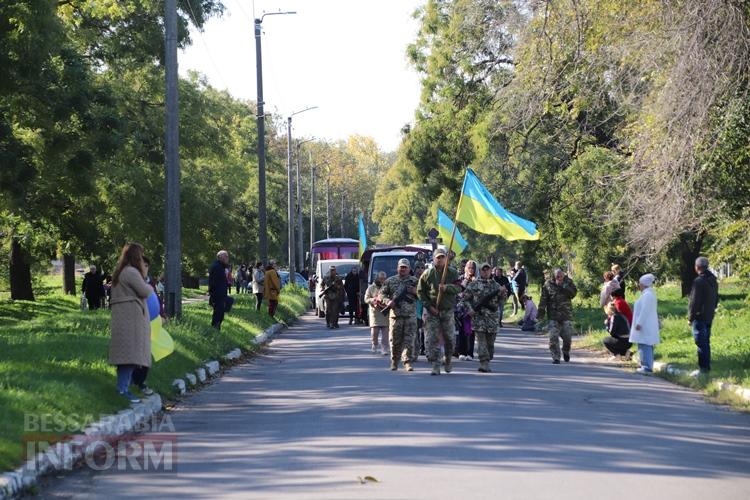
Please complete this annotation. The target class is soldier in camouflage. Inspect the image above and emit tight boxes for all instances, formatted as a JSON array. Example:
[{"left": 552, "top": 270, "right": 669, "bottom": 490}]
[
  {"left": 460, "top": 262, "right": 506, "bottom": 372},
  {"left": 417, "top": 248, "right": 462, "bottom": 375},
  {"left": 379, "top": 258, "right": 419, "bottom": 371},
  {"left": 538, "top": 268, "right": 578, "bottom": 364},
  {"left": 321, "top": 267, "right": 344, "bottom": 329}
]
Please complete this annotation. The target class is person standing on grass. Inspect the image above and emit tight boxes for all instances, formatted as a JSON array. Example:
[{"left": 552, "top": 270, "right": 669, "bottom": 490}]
[
  {"left": 263, "top": 261, "right": 282, "bottom": 318},
  {"left": 130, "top": 256, "right": 163, "bottom": 396},
  {"left": 630, "top": 274, "right": 660, "bottom": 374},
  {"left": 82, "top": 265, "right": 104, "bottom": 310},
  {"left": 252, "top": 261, "right": 265, "bottom": 311},
  {"left": 108, "top": 242, "right": 155, "bottom": 404},
  {"left": 688, "top": 256, "right": 719, "bottom": 376},
  {"left": 514, "top": 261, "right": 528, "bottom": 310},
  {"left": 492, "top": 267, "right": 511, "bottom": 327},
  {"left": 209, "top": 250, "right": 234, "bottom": 330}
]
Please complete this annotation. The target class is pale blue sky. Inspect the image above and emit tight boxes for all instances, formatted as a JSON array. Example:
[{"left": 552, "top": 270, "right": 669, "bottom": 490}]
[{"left": 180, "top": 0, "right": 424, "bottom": 152}]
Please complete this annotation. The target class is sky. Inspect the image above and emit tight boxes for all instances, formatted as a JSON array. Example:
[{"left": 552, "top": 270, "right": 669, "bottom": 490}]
[{"left": 179, "top": 0, "right": 425, "bottom": 152}]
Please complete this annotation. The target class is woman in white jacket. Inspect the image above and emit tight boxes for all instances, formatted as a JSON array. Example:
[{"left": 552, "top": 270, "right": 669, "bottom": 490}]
[{"left": 629, "top": 274, "right": 660, "bottom": 373}]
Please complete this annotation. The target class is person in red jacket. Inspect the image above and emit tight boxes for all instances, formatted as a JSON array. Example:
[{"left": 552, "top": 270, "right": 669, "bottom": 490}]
[{"left": 610, "top": 288, "right": 633, "bottom": 326}]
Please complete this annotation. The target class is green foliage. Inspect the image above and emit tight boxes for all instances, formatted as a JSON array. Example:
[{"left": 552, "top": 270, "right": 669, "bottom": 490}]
[{"left": 0, "top": 287, "right": 307, "bottom": 472}]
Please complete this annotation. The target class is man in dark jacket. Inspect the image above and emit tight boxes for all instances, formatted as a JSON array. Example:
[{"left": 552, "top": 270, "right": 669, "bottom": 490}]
[
  {"left": 344, "top": 267, "right": 360, "bottom": 325},
  {"left": 688, "top": 256, "right": 719, "bottom": 375},
  {"left": 208, "top": 250, "right": 234, "bottom": 330},
  {"left": 514, "top": 261, "right": 528, "bottom": 310},
  {"left": 82, "top": 265, "right": 104, "bottom": 310}
]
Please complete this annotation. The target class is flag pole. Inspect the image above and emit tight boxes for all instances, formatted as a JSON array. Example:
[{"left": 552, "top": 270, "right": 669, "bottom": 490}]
[{"left": 436, "top": 171, "right": 467, "bottom": 307}]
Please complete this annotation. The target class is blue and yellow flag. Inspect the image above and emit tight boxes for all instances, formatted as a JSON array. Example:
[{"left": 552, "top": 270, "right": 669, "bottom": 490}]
[
  {"left": 437, "top": 208, "right": 468, "bottom": 256},
  {"left": 456, "top": 169, "right": 539, "bottom": 240},
  {"left": 358, "top": 213, "right": 367, "bottom": 255}
]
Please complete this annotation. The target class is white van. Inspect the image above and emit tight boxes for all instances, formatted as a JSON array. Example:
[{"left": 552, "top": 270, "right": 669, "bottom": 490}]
[{"left": 314, "top": 259, "right": 359, "bottom": 317}]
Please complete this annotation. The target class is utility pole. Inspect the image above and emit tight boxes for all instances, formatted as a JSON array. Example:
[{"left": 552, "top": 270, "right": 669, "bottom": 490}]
[
  {"left": 164, "top": 0, "right": 181, "bottom": 318},
  {"left": 309, "top": 152, "right": 315, "bottom": 250},
  {"left": 254, "top": 11, "right": 295, "bottom": 265},
  {"left": 285, "top": 108, "right": 316, "bottom": 279},
  {"left": 254, "top": 17, "right": 267, "bottom": 264},
  {"left": 326, "top": 174, "right": 331, "bottom": 239},
  {"left": 286, "top": 116, "right": 295, "bottom": 278},
  {"left": 295, "top": 139, "right": 313, "bottom": 272},
  {"left": 340, "top": 192, "right": 345, "bottom": 237}
]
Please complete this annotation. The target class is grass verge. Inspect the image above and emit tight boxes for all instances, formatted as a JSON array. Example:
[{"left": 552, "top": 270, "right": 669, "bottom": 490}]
[
  {"left": 0, "top": 285, "right": 308, "bottom": 472},
  {"left": 573, "top": 280, "right": 750, "bottom": 407}
]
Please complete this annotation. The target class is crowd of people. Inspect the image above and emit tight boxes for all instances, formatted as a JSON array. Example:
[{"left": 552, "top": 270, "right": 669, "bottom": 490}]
[
  {"left": 314, "top": 252, "right": 720, "bottom": 378},
  {"left": 98, "top": 240, "right": 720, "bottom": 402}
]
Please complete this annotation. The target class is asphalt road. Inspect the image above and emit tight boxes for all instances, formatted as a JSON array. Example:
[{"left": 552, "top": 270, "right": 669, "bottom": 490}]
[{"left": 40, "top": 312, "right": 750, "bottom": 499}]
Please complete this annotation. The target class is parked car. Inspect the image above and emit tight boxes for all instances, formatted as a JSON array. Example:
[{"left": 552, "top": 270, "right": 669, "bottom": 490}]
[{"left": 278, "top": 271, "right": 307, "bottom": 288}]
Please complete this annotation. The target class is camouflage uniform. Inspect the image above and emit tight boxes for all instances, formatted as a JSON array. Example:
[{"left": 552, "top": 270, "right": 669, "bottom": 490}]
[
  {"left": 417, "top": 265, "right": 462, "bottom": 374},
  {"left": 322, "top": 274, "right": 344, "bottom": 328},
  {"left": 460, "top": 277, "right": 506, "bottom": 371},
  {"left": 538, "top": 276, "right": 578, "bottom": 362},
  {"left": 380, "top": 274, "right": 418, "bottom": 369}
]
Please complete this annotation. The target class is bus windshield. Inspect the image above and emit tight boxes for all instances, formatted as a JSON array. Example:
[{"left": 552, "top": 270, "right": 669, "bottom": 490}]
[{"left": 310, "top": 239, "right": 359, "bottom": 270}]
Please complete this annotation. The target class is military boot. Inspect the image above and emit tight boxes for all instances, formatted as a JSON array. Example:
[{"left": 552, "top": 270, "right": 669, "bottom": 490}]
[
  {"left": 478, "top": 361, "right": 491, "bottom": 373},
  {"left": 431, "top": 362, "right": 441, "bottom": 376},
  {"left": 444, "top": 356, "right": 453, "bottom": 373},
  {"left": 390, "top": 361, "right": 398, "bottom": 371},
  {"left": 404, "top": 362, "right": 414, "bottom": 372}
]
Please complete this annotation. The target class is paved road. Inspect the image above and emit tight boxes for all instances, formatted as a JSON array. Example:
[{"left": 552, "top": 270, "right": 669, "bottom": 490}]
[{"left": 41, "top": 312, "right": 750, "bottom": 499}]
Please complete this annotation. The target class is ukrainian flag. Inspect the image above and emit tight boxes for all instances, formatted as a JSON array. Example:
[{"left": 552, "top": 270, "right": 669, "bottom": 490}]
[
  {"left": 437, "top": 209, "right": 468, "bottom": 256},
  {"left": 456, "top": 169, "right": 539, "bottom": 240},
  {"left": 358, "top": 213, "right": 367, "bottom": 255}
]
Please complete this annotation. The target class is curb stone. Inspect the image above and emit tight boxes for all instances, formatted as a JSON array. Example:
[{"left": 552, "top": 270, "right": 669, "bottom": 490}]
[
  {"left": 0, "top": 394, "right": 163, "bottom": 500},
  {"left": 185, "top": 373, "right": 197, "bottom": 386},
  {"left": 649, "top": 362, "right": 750, "bottom": 403},
  {"left": 1, "top": 318, "right": 293, "bottom": 500}
]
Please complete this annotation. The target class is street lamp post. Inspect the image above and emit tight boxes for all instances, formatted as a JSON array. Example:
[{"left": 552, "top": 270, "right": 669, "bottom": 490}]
[
  {"left": 296, "top": 138, "right": 314, "bottom": 273},
  {"left": 254, "top": 10, "right": 295, "bottom": 265},
  {"left": 286, "top": 106, "right": 317, "bottom": 279}
]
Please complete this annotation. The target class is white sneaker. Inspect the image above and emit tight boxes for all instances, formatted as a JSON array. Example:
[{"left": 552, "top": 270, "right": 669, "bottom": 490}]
[
  {"left": 459, "top": 355, "right": 467, "bottom": 361},
  {"left": 381, "top": 348, "right": 389, "bottom": 356},
  {"left": 371, "top": 345, "right": 377, "bottom": 353}
]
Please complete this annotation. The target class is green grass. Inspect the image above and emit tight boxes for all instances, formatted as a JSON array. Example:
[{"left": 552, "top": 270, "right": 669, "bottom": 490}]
[
  {"left": 574, "top": 280, "right": 750, "bottom": 393},
  {"left": 0, "top": 285, "right": 308, "bottom": 472}
]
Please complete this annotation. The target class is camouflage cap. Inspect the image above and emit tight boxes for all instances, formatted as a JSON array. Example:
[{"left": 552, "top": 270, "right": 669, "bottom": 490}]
[
  {"left": 433, "top": 248, "right": 447, "bottom": 257},
  {"left": 397, "top": 258, "right": 411, "bottom": 268},
  {"left": 480, "top": 262, "right": 492, "bottom": 269}
]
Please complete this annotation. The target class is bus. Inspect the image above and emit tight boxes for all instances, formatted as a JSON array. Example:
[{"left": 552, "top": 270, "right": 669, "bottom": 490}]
[{"left": 309, "top": 238, "right": 360, "bottom": 273}]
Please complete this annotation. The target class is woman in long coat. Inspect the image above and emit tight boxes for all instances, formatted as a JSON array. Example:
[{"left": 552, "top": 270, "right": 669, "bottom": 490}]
[
  {"left": 264, "top": 261, "right": 282, "bottom": 317},
  {"left": 109, "top": 242, "right": 155, "bottom": 403},
  {"left": 629, "top": 273, "right": 660, "bottom": 373}
]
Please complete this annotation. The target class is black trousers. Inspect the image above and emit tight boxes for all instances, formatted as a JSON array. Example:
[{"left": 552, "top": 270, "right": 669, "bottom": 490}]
[
  {"left": 255, "top": 292, "right": 263, "bottom": 311},
  {"left": 132, "top": 366, "right": 149, "bottom": 388},
  {"left": 456, "top": 330, "right": 475, "bottom": 357},
  {"left": 211, "top": 295, "right": 234, "bottom": 329},
  {"left": 86, "top": 294, "right": 101, "bottom": 310},
  {"left": 603, "top": 336, "right": 632, "bottom": 356}
]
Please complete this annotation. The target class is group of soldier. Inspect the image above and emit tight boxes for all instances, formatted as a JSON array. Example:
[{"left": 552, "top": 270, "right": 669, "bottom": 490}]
[{"left": 319, "top": 248, "right": 580, "bottom": 375}]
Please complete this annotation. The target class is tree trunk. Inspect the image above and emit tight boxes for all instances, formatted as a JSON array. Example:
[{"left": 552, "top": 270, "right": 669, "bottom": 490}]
[
  {"left": 10, "top": 238, "right": 34, "bottom": 301},
  {"left": 63, "top": 253, "right": 76, "bottom": 295},
  {"left": 679, "top": 232, "right": 703, "bottom": 297}
]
